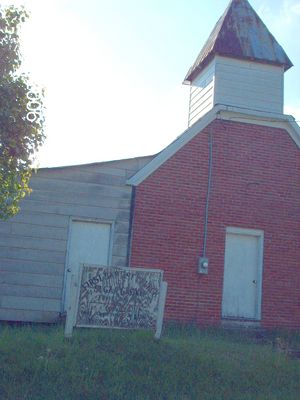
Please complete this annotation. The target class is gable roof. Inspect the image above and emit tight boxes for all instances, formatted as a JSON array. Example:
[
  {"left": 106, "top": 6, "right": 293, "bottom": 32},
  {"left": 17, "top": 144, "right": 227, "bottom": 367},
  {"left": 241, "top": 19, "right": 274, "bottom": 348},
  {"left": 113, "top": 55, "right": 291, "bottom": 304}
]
[
  {"left": 184, "top": 0, "right": 293, "bottom": 83},
  {"left": 127, "top": 105, "right": 300, "bottom": 186}
]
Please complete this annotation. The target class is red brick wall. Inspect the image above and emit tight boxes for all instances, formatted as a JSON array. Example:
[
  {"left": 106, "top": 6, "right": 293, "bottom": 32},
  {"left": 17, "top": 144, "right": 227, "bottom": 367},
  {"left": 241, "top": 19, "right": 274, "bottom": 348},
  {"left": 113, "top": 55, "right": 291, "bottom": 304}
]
[{"left": 130, "top": 119, "right": 300, "bottom": 329}]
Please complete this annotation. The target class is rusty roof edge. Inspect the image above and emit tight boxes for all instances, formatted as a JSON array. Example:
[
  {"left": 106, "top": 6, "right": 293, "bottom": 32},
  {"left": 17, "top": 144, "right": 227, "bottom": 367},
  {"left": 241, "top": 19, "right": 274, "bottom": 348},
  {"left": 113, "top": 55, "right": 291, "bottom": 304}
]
[
  {"left": 183, "top": 4, "right": 229, "bottom": 83},
  {"left": 184, "top": 53, "right": 293, "bottom": 85}
]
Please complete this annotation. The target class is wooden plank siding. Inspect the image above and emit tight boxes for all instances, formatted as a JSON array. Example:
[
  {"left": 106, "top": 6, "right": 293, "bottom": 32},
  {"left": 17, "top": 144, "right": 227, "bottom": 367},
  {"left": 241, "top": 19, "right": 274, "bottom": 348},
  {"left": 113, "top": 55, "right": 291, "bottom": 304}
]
[
  {"left": 0, "top": 155, "right": 153, "bottom": 323},
  {"left": 188, "top": 56, "right": 284, "bottom": 127},
  {"left": 188, "top": 61, "right": 215, "bottom": 126},
  {"left": 214, "top": 56, "right": 284, "bottom": 114}
]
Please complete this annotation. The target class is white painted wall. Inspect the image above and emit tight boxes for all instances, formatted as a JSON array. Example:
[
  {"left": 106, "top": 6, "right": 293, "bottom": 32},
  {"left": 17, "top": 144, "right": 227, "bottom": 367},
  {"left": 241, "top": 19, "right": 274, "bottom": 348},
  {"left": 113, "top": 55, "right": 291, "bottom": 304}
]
[
  {"left": 188, "top": 61, "right": 215, "bottom": 126},
  {"left": 188, "top": 56, "right": 284, "bottom": 126},
  {"left": 214, "top": 56, "right": 284, "bottom": 114}
]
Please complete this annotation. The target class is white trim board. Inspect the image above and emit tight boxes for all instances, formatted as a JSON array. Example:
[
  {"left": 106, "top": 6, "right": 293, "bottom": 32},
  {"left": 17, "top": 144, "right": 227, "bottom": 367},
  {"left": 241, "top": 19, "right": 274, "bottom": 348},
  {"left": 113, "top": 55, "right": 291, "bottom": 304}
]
[
  {"left": 225, "top": 226, "right": 264, "bottom": 237},
  {"left": 127, "top": 105, "right": 300, "bottom": 186}
]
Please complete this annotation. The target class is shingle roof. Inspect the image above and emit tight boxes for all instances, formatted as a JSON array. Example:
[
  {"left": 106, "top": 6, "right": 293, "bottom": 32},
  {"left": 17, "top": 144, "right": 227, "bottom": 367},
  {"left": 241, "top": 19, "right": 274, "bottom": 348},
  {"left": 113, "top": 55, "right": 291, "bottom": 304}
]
[{"left": 184, "top": 0, "right": 293, "bottom": 83}]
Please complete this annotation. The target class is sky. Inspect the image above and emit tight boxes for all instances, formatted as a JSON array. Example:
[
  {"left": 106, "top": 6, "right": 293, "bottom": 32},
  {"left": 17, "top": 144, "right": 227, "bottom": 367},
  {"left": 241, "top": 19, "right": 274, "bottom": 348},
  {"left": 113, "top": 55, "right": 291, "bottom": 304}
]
[{"left": 3, "top": 0, "right": 300, "bottom": 167}]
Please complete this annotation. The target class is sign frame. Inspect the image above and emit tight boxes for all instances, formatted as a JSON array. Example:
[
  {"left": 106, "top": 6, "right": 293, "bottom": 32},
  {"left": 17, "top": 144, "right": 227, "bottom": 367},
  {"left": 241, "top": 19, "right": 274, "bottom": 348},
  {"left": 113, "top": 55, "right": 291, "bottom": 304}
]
[{"left": 65, "top": 264, "right": 167, "bottom": 339}]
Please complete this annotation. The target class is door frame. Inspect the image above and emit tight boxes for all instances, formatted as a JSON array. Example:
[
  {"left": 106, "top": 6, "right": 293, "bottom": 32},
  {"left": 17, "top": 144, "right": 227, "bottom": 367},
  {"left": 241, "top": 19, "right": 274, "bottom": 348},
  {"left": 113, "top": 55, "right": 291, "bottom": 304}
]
[
  {"left": 62, "top": 217, "right": 114, "bottom": 312},
  {"left": 222, "top": 227, "right": 264, "bottom": 321}
]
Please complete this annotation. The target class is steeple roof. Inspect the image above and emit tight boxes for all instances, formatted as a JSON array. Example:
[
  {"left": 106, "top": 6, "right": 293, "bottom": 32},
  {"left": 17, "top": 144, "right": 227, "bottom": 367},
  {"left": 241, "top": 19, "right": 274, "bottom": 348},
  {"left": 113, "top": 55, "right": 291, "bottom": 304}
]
[{"left": 184, "top": 0, "right": 293, "bottom": 83}]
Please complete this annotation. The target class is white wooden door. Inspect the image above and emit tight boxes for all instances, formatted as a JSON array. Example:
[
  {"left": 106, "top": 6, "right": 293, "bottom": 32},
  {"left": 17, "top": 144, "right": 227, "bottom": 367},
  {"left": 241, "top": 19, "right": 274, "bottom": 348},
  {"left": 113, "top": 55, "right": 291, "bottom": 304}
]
[
  {"left": 64, "top": 220, "right": 112, "bottom": 311},
  {"left": 222, "top": 228, "right": 263, "bottom": 320}
]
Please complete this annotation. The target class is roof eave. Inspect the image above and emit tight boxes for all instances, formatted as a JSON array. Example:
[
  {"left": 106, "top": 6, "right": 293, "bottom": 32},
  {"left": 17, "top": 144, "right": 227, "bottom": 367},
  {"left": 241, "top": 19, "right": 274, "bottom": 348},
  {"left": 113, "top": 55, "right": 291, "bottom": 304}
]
[
  {"left": 184, "top": 53, "right": 293, "bottom": 84},
  {"left": 127, "top": 106, "right": 300, "bottom": 186}
]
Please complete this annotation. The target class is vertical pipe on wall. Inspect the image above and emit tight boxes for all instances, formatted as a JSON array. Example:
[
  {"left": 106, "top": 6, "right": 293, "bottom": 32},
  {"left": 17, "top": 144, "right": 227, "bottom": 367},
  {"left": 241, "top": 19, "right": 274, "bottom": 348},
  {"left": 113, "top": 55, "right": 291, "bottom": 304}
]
[{"left": 202, "top": 127, "right": 213, "bottom": 257}]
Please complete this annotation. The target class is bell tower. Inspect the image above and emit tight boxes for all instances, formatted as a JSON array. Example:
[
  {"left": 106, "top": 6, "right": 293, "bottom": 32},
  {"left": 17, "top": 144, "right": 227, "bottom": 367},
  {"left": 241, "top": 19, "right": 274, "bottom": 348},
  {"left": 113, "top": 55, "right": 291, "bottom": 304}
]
[{"left": 184, "top": 0, "right": 293, "bottom": 127}]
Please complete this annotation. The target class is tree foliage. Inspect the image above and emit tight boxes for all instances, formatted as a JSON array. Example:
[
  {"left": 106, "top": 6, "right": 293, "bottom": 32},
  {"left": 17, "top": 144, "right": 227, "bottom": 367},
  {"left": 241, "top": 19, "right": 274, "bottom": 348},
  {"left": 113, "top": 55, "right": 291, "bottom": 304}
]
[{"left": 0, "top": 6, "right": 45, "bottom": 219}]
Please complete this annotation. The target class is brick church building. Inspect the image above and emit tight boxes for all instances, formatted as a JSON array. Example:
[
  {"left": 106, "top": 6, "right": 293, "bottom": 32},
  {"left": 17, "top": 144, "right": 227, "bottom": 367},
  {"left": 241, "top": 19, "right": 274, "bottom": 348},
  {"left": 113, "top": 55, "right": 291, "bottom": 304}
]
[
  {"left": 0, "top": 0, "right": 299, "bottom": 329},
  {"left": 128, "top": 0, "right": 300, "bottom": 329}
]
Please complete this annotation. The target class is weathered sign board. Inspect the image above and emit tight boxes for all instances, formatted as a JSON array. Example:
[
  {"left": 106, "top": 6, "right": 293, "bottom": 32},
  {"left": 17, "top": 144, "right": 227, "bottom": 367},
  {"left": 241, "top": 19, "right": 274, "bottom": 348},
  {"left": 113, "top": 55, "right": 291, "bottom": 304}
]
[{"left": 65, "top": 264, "right": 167, "bottom": 339}]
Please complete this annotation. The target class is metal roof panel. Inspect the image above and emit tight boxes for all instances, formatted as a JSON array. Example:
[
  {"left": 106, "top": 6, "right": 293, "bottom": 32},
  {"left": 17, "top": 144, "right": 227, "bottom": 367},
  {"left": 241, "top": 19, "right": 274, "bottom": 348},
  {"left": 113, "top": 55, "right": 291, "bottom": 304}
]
[{"left": 184, "top": 0, "right": 293, "bottom": 83}]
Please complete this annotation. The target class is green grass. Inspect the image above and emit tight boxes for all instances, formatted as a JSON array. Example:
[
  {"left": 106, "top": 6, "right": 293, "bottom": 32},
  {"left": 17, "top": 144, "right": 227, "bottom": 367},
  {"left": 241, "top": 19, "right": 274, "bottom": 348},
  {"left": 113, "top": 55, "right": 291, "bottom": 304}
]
[{"left": 0, "top": 323, "right": 299, "bottom": 400}]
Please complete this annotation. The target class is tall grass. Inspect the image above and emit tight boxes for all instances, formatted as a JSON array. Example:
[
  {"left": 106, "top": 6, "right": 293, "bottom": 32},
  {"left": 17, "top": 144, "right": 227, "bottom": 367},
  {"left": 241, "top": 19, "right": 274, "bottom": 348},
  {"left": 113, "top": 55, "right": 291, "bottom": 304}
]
[{"left": 0, "top": 323, "right": 299, "bottom": 400}]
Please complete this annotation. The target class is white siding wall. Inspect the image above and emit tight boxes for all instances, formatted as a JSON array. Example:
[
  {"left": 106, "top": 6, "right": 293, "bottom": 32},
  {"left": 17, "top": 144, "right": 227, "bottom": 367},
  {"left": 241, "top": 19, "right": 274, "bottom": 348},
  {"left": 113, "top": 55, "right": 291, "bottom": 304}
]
[
  {"left": 0, "top": 156, "right": 153, "bottom": 323},
  {"left": 214, "top": 56, "right": 284, "bottom": 114},
  {"left": 188, "top": 61, "right": 215, "bottom": 126},
  {"left": 188, "top": 56, "right": 284, "bottom": 126}
]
